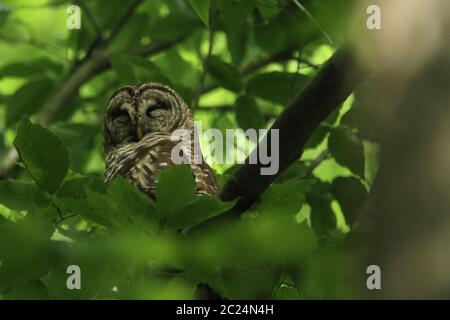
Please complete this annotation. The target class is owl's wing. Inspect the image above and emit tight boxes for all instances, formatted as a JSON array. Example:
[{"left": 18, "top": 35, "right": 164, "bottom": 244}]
[{"left": 105, "top": 136, "right": 219, "bottom": 198}]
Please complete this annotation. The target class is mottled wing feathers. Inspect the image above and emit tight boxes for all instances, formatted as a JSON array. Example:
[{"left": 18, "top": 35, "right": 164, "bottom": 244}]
[{"left": 105, "top": 134, "right": 219, "bottom": 198}]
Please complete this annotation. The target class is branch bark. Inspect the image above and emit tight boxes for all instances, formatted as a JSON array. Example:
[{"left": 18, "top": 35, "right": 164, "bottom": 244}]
[{"left": 198, "top": 46, "right": 368, "bottom": 227}]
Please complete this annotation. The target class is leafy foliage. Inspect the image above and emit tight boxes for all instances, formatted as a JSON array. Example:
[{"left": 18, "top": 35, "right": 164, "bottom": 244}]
[
  {"left": 0, "top": 0, "right": 375, "bottom": 300},
  {"left": 14, "top": 117, "right": 69, "bottom": 194}
]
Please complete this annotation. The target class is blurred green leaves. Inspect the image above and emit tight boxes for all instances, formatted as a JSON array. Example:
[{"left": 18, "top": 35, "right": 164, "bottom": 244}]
[
  {"left": 5, "top": 78, "right": 54, "bottom": 127},
  {"left": 0, "top": 217, "right": 55, "bottom": 294},
  {"left": 155, "top": 165, "right": 196, "bottom": 219}
]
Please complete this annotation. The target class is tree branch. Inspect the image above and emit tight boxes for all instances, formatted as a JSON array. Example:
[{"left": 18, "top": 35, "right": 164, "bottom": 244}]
[
  {"left": 195, "top": 46, "right": 368, "bottom": 229},
  {"left": 76, "top": 0, "right": 143, "bottom": 64}
]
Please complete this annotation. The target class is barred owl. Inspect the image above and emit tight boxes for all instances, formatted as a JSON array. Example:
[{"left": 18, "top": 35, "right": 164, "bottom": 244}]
[{"left": 103, "top": 82, "right": 219, "bottom": 198}]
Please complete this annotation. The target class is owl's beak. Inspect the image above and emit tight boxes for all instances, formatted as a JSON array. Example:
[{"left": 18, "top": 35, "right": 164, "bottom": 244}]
[{"left": 137, "top": 126, "right": 144, "bottom": 140}]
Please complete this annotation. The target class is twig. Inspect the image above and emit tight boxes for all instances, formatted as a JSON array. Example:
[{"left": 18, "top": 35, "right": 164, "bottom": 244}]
[
  {"left": 292, "top": 0, "right": 334, "bottom": 46},
  {"left": 77, "top": 0, "right": 143, "bottom": 64},
  {"left": 304, "top": 150, "right": 330, "bottom": 177},
  {"left": 58, "top": 212, "right": 80, "bottom": 224},
  {"left": 103, "top": 0, "right": 143, "bottom": 48},
  {"left": 191, "top": 10, "right": 218, "bottom": 110},
  {"left": 77, "top": 0, "right": 102, "bottom": 39},
  {"left": 76, "top": 0, "right": 103, "bottom": 59}
]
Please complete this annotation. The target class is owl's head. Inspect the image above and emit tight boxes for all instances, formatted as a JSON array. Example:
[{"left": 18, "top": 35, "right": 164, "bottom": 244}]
[{"left": 103, "top": 82, "right": 192, "bottom": 152}]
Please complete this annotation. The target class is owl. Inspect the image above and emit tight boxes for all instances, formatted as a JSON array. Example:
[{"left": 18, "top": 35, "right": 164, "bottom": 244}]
[{"left": 103, "top": 82, "right": 219, "bottom": 198}]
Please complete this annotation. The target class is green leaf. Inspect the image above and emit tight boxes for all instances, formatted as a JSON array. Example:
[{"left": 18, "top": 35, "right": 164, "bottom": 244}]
[
  {"left": 259, "top": 179, "right": 315, "bottom": 216},
  {"left": 59, "top": 188, "right": 136, "bottom": 232},
  {"left": 207, "top": 56, "right": 242, "bottom": 92},
  {"left": 328, "top": 127, "right": 365, "bottom": 178},
  {"left": 155, "top": 165, "right": 196, "bottom": 218},
  {"left": 56, "top": 176, "right": 95, "bottom": 199},
  {"left": 188, "top": 0, "right": 210, "bottom": 27},
  {"left": 0, "top": 180, "right": 50, "bottom": 211},
  {"left": 5, "top": 78, "right": 54, "bottom": 127},
  {"left": 108, "top": 177, "right": 159, "bottom": 233},
  {"left": 306, "top": 181, "right": 340, "bottom": 244},
  {"left": 226, "top": 31, "right": 248, "bottom": 66},
  {"left": 247, "top": 72, "right": 309, "bottom": 105},
  {"left": 235, "top": 95, "right": 265, "bottom": 130},
  {"left": 331, "top": 177, "right": 368, "bottom": 226},
  {"left": 218, "top": 0, "right": 255, "bottom": 34},
  {"left": 56, "top": 177, "right": 156, "bottom": 233},
  {"left": 14, "top": 117, "right": 69, "bottom": 194},
  {"left": 166, "top": 196, "right": 235, "bottom": 230}
]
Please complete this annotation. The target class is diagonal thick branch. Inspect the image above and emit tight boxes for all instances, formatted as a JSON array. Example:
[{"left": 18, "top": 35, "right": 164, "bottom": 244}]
[{"left": 198, "top": 46, "right": 368, "bottom": 228}]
